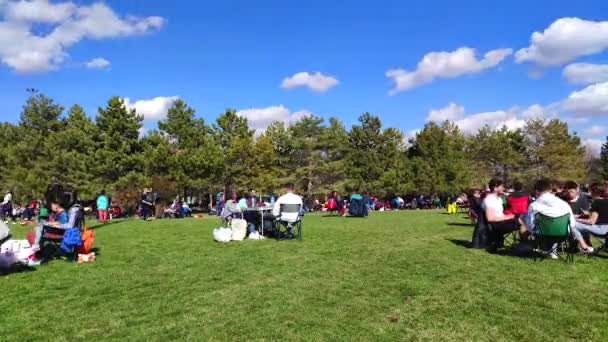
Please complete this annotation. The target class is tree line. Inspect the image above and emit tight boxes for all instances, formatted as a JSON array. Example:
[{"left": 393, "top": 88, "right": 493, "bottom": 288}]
[{"left": 0, "top": 94, "right": 602, "bottom": 204}]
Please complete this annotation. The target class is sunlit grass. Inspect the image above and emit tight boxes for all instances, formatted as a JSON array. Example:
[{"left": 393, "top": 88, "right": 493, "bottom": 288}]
[{"left": 2, "top": 211, "right": 608, "bottom": 341}]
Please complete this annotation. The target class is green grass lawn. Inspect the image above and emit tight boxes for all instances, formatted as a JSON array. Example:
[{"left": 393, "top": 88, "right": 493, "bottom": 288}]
[{"left": 2, "top": 211, "right": 608, "bottom": 341}]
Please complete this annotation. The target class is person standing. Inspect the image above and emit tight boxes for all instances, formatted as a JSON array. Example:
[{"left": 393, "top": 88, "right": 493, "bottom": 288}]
[
  {"left": 141, "top": 188, "right": 154, "bottom": 220},
  {"left": 97, "top": 190, "right": 109, "bottom": 223},
  {"left": 2, "top": 191, "right": 12, "bottom": 224}
]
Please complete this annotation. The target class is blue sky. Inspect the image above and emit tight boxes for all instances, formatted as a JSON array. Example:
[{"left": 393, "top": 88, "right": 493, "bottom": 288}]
[{"left": 1, "top": 0, "right": 608, "bottom": 152}]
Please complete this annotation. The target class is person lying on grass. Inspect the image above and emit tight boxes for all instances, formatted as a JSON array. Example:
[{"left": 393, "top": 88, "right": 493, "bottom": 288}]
[
  {"left": 31, "top": 200, "right": 69, "bottom": 251},
  {"left": 571, "top": 184, "right": 608, "bottom": 253},
  {"left": 525, "top": 179, "right": 593, "bottom": 255},
  {"left": 483, "top": 178, "right": 527, "bottom": 251}
]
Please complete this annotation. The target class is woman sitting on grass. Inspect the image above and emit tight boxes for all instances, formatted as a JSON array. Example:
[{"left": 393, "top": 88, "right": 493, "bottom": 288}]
[{"left": 483, "top": 178, "right": 526, "bottom": 251}]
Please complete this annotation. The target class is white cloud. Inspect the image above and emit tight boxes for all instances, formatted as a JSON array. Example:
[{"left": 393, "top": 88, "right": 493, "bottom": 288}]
[
  {"left": 586, "top": 125, "right": 606, "bottom": 136},
  {"left": 123, "top": 96, "right": 179, "bottom": 121},
  {"left": 0, "top": 1, "right": 165, "bottom": 73},
  {"left": 85, "top": 57, "right": 110, "bottom": 69},
  {"left": 455, "top": 109, "right": 526, "bottom": 135},
  {"left": 236, "top": 105, "right": 312, "bottom": 132},
  {"left": 6, "top": 0, "right": 75, "bottom": 23},
  {"left": 563, "top": 63, "right": 608, "bottom": 84},
  {"left": 583, "top": 138, "right": 603, "bottom": 157},
  {"left": 521, "top": 103, "right": 561, "bottom": 120},
  {"left": 281, "top": 72, "right": 339, "bottom": 92},
  {"left": 562, "top": 82, "right": 608, "bottom": 116},
  {"left": 403, "top": 129, "right": 420, "bottom": 146},
  {"left": 426, "top": 102, "right": 465, "bottom": 122},
  {"left": 386, "top": 47, "right": 512, "bottom": 94},
  {"left": 516, "top": 17, "right": 608, "bottom": 66},
  {"left": 427, "top": 103, "right": 527, "bottom": 134}
]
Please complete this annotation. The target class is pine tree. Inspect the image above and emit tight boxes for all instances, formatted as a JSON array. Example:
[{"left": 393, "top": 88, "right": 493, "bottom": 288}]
[
  {"left": 214, "top": 109, "right": 254, "bottom": 191},
  {"left": 156, "top": 100, "right": 222, "bottom": 193},
  {"left": 524, "top": 119, "right": 586, "bottom": 182},
  {"left": 95, "top": 96, "right": 144, "bottom": 186},
  {"left": 409, "top": 121, "right": 469, "bottom": 193},
  {"left": 47, "top": 104, "right": 100, "bottom": 198},
  {"left": 4, "top": 94, "right": 64, "bottom": 199}
]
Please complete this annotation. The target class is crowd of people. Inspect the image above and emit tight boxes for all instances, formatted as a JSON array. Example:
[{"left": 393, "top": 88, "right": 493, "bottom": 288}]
[
  {"left": 308, "top": 191, "right": 463, "bottom": 214},
  {"left": 470, "top": 178, "right": 608, "bottom": 258},
  {"left": 218, "top": 183, "right": 304, "bottom": 239}
]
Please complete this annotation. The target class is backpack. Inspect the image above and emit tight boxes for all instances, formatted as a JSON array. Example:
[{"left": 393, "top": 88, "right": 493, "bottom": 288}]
[{"left": 77, "top": 225, "right": 95, "bottom": 254}]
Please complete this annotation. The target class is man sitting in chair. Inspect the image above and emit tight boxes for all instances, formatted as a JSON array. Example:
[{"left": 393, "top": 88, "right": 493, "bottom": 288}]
[
  {"left": 31, "top": 200, "right": 69, "bottom": 251},
  {"left": 525, "top": 179, "right": 593, "bottom": 257},
  {"left": 273, "top": 183, "right": 303, "bottom": 239}
]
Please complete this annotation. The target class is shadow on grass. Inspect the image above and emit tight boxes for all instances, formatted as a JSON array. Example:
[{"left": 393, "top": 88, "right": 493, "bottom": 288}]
[
  {"left": 447, "top": 239, "right": 472, "bottom": 248},
  {"left": 447, "top": 238, "right": 540, "bottom": 259},
  {"left": 87, "top": 219, "right": 128, "bottom": 230},
  {"left": 447, "top": 222, "right": 474, "bottom": 228},
  {"left": 0, "top": 263, "right": 36, "bottom": 276}
]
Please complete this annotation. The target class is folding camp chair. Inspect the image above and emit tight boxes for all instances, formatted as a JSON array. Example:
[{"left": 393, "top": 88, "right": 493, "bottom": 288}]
[
  {"left": 533, "top": 213, "right": 573, "bottom": 263},
  {"left": 592, "top": 234, "right": 608, "bottom": 256},
  {"left": 39, "top": 205, "right": 85, "bottom": 262},
  {"left": 482, "top": 212, "right": 520, "bottom": 252},
  {"left": 273, "top": 204, "right": 303, "bottom": 240}
]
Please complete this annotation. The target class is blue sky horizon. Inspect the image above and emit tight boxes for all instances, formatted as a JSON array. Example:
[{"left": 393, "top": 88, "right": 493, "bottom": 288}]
[{"left": 1, "top": 0, "right": 608, "bottom": 153}]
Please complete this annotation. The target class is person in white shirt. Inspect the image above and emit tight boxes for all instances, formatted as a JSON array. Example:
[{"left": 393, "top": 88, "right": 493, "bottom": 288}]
[
  {"left": 483, "top": 178, "right": 525, "bottom": 251},
  {"left": 273, "top": 183, "right": 303, "bottom": 237},
  {"left": 526, "top": 179, "right": 593, "bottom": 255},
  {"left": 2, "top": 191, "right": 12, "bottom": 224}
]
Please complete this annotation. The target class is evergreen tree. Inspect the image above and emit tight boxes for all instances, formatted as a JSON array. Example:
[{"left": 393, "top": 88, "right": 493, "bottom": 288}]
[
  {"left": 4, "top": 94, "right": 64, "bottom": 198},
  {"left": 316, "top": 117, "right": 349, "bottom": 193},
  {"left": 289, "top": 115, "right": 325, "bottom": 197},
  {"left": 214, "top": 109, "right": 254, "bottom": 191},
  {"left": 409, "top": 121, "right": 469, "bottom": 193},
  {"left": 157, "top": 100, "right": 222, "bottom": 193},
  {"left": 467, "top": 126, "right": 525, "bottom": 186},
  {"left": 524, "top": 119, "right": 586, "bottom": 182},
  {"left": 95, "top": 97, "right": 144, "bottom": 186},
  {"left": 47, "top": 104, "right": 100, "bottom": 198}
]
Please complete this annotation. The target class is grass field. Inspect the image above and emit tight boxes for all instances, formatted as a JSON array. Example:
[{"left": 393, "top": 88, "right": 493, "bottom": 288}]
[{"left": 2, "top": 210, "right": 608, "bottom": 341}]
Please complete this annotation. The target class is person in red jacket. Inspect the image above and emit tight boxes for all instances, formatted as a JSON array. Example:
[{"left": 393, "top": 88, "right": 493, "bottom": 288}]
[{"left": 506, "top": 181, "right": 530, "bottom": 216}]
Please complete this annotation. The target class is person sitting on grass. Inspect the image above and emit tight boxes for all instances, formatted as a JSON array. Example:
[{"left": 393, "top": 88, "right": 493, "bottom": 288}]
[
  {"left": 272, "top": 183, "right": 303, "bottom": 239},
  {"left": 571, "top": 184, "right": 608, "bottom": 253},
  {"left": 483, "top": 178, "right": 526, "bottom": 251},
  {"left": 525, "top": 179, "right": 592, "bottom": 257},
  {"left": 31, "top": 200, "right": 69, "bottom": 251}
]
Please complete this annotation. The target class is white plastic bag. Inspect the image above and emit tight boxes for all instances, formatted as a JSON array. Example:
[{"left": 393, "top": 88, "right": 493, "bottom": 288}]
[
  {"left": 213, "top": 228, "right": 232, "bottom": 243},
  {"left": 0, "top": 239, "right": 30, "bottom": 254},
  {"left": 230, "top": 219, "right": 247, "bottom": 241},
  {"left": 248, "top": 231, "right": 263, "bottom": 240},
  {"left": 0, "top": 221, "right": 9, "bottom": 241}
]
